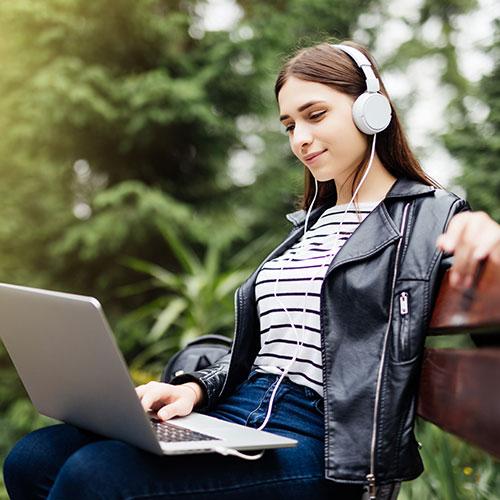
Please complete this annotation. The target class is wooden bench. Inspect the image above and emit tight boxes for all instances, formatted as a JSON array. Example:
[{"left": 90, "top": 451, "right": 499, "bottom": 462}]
[{"left": 418, "top": 257, "right": 500, "bottom": 460}]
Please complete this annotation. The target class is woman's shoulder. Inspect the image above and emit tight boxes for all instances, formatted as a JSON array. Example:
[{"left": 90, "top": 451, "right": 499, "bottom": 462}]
[
  {"left": 409, "top": 186, "right": 471, "bottom": 232},
  {"left": 390, "top": 177, "right": 468, "bottom": 211},
  {"left": 385, "top": 178, "right": 470, "bottom": 229},
  {"left": 424, "top": 186, "right": 469, "bottom": 213}
]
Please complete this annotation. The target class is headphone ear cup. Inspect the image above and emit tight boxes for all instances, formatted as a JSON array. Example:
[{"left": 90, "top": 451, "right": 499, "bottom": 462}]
[{"left": 352, "top": 92, "right": 392, "bottom": 135}]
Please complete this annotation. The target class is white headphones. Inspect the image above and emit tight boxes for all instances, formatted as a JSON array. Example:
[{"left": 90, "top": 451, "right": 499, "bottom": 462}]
[{"left": 331, "top": 44, "right": 392, "bottom": 135}]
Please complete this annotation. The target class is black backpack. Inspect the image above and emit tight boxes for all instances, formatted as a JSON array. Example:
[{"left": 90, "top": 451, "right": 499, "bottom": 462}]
[{"left": 160, "top": 334, "right": 232, "bottom": 383}]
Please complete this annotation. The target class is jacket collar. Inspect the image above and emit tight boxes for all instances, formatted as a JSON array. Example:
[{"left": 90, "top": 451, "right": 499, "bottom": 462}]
[
  {"left": 384, "top": 177, "right": 435, "bottom": 200},
  {"left": 285, "top": 177, "right": 435, "bottom": 227}
]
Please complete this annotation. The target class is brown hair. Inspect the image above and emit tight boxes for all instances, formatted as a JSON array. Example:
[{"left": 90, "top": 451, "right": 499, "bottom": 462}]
[{"left": 274, "top": 40, "right": 439, "bottom": 209}]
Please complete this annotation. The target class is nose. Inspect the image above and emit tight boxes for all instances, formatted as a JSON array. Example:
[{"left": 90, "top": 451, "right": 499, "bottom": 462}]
[{"left": 291, "top": 122, "right": 313, "bottom": 152}]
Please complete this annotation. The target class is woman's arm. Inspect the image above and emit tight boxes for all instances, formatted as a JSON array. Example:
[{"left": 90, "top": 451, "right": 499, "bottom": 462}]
[{"left": 436, "top": 211, "right": 500, "bottom": 288}]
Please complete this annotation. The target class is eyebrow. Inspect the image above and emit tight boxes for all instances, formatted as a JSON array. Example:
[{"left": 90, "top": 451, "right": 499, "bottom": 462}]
[{"left": 279, "top": 100, "right": 327, "bottom": 122}]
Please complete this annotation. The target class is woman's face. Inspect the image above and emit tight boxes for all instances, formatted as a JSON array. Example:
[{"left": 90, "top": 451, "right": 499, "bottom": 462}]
[{"left": 278, "top": 76, "right": 368, "bottom": 184}]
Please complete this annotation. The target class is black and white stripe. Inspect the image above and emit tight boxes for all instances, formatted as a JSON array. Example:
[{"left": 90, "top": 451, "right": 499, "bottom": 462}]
[{"left": 254, "top": 201, "right": 379, "bottom": 395}]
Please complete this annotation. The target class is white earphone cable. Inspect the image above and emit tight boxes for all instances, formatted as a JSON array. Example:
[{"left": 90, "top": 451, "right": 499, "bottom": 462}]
[{"left": 256, "top": 134, "right": 378, "bottom": 432}]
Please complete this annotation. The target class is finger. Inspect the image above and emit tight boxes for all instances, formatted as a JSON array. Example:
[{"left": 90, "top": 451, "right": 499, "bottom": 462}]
[
  {"left": 491, "top": 243, "right": 500, "bottom": 264},
  {"left": 451, "top": 214, "right": 500, "bottom": 287},
  {"left": 135, "top": 385, "right": 147, "bottom": 398},
  {"left": 140, "top": 387, "right": 171, "bottom": 413},
  {"left": 470, "top": 241, "right": 498, "bottom": 264},
  {"left": 458, "top": 233, "right": 500, "bottom": 287},
  {"left": 451, "top": 245, "right": 478, "bottom": 288},
  {"left": 135, "top": 381, "right": 160, "bottom": 403},
  {"left": 157, "top": 401, "right": 185, "bottom": 421},
  {"left": 437, "top": 213, "right": 469, "bottom": 253},
  {"left": 139, "top": 392, "right": 156, "bottom": 412},
  {"left": 471, "top": 231, "right": 500, "bottom": 261},
  {"left": 450, "top": 223, "right": 484, "bottom": 287}
]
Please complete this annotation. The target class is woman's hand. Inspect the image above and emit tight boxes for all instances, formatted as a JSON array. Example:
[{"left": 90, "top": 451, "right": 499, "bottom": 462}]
[
  {"left": 436, "top": 211, "right": 500, "bottom": 288},
  {"left": 135, "top": 381, "right": 203, "bottom": 421}
]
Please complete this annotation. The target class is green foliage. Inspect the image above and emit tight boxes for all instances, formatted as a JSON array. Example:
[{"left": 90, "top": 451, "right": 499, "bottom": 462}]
[
  {"left": 118, "top": 221, "right": 255, "bottom": 373},
  {"left": 400, "top": 420, "right": 500, "bottom": 499},
  {"left": 444, "top": 23, "right": 500, "bottom": 220},
  {"left": 0, "top": 0, "right": 263, "bottom": 296}
]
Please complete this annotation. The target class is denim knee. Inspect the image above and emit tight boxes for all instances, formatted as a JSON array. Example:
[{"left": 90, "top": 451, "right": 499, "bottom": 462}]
[
  {"left": 3, "top": 444, "right": 20, "bottom": 496},
  {"left": 48, "top": 440, "right": 144, "bottom": 500},
  {"left": 48, "top": 449, "right": 103, "bottom": 500},
  {"left": 3, "top": 424, "right": 101, "bottom": 500},
  {"left": 3, "top": 432, "right": 45, "bottom": 500}
]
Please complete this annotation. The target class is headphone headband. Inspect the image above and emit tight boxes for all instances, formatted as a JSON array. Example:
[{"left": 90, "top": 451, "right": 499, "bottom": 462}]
[{"left": 331, "top": 44, "right": 380, "bottom": 93}]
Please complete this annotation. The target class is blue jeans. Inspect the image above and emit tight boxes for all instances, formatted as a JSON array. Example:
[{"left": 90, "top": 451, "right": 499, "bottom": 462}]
[{"left": 3, "top": 371, "right": 364, "bottom": 499}]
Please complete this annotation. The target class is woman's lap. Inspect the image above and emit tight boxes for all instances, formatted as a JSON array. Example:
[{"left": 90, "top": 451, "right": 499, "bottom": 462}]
[{"left": 3, "top": 372, "right": 364, "bottom": 499}]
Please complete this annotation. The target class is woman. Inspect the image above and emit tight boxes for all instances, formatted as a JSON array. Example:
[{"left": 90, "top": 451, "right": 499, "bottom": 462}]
[{"left": 4, "top": 41, "right": 500, "bottom": 500}]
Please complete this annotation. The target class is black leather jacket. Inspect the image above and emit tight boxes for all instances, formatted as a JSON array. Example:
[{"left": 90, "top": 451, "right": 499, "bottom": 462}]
[{"left": 171, "top": 178, "right": 469, "bottom": 491}]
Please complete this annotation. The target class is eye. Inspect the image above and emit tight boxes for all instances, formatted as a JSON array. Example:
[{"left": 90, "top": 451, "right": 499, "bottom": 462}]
[
  {"left": 285, "top": 111, "right": 326, "bottom": 134},
  {"left": 309, "top": 111, "right": 326, "bottom": 120}
]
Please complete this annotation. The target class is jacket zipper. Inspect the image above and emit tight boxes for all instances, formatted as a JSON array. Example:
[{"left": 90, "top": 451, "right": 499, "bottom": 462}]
[
  {"left": 399, "top": 291, "right": 410, "bottom": 360},
  {"left": 367, "top": 202, "right": 411, "bottom": 499},
  {"left": 399, "top": 291, "right": 409, "bottom": 315}
]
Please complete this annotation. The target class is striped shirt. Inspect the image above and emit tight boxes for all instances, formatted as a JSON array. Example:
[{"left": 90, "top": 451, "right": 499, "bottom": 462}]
[{"left": 254, "top": 201, "right": 379, "bottom": 395}]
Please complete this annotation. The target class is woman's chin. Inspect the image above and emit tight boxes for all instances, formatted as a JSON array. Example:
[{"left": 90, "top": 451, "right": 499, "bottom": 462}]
[{"left": 304, "top": 162, "right": 339, "bottom": 183}]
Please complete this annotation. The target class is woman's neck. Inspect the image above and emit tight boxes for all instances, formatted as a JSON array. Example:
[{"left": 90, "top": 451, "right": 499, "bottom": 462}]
[{"left": 335, "top": 156, "right": 397, "bottom": 205}]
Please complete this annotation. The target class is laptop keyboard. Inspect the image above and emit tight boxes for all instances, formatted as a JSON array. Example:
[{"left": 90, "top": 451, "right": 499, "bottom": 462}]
[{"left": 151, "top": 419, "right": 220, "bottom": 443}]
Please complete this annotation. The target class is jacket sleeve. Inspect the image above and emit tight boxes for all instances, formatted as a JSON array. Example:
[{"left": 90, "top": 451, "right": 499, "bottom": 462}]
[{"left": 169, "top": 353, "right": 231, "bottom": 411}]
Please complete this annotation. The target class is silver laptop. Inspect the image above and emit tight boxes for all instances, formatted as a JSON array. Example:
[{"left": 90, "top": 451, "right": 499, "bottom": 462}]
[{"left": 0, "top": 283, "right": 297, "bottom": 455}]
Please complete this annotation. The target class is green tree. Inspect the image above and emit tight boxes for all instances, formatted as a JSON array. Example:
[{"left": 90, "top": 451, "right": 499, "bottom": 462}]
[
  {"left": 0, "top": 0, "right": 263, "bottom": 297},
  {"left": 444, "top": 22, "right": 500, "bottom": 220}
]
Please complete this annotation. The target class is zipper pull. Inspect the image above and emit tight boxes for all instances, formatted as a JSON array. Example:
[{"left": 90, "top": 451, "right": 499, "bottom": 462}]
[
  {"left": 366, "top": 473, "right": 377, "bottom": 500},
  {"left": 399, "top": 292, "right": 409, "bottom": 315}
]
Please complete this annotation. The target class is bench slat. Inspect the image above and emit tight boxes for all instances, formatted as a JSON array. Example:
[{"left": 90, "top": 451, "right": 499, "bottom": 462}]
[
  {"left": 417, "top": 348, "right": 500, "bottom": 459},
  {"left": 429, "top": 259, "right": 500, "bottom": 335}
]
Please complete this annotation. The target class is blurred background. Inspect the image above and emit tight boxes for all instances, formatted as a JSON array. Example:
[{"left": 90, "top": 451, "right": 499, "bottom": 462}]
[{"left": 0, "top": 0, "right": 498, "bottom": 498}]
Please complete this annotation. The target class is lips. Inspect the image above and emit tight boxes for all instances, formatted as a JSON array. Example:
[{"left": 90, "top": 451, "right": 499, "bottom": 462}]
[{"left": 304, "top": 149, "right": 327, "bottom": 163}]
